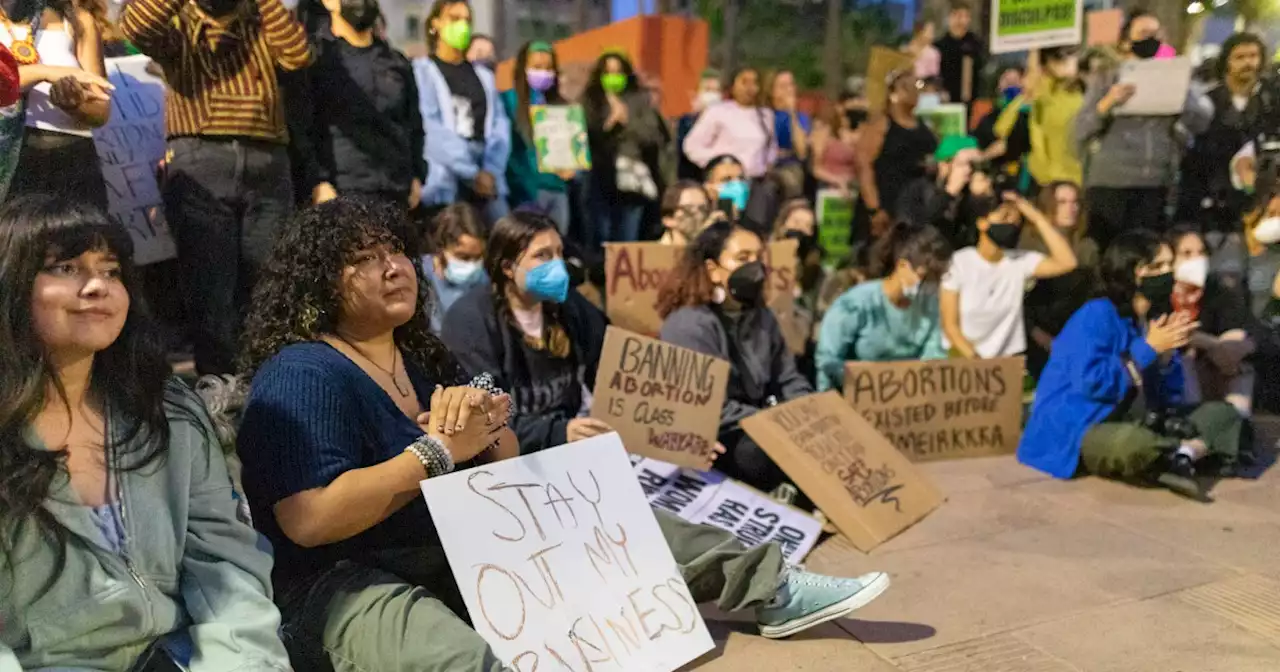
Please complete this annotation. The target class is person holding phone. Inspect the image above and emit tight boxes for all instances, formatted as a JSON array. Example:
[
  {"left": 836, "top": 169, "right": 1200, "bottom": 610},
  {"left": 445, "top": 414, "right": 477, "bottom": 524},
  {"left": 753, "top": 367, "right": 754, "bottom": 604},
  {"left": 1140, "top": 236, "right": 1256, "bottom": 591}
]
[{"left": 1019, "top": 230, "right": 1248, "bottom": 500}]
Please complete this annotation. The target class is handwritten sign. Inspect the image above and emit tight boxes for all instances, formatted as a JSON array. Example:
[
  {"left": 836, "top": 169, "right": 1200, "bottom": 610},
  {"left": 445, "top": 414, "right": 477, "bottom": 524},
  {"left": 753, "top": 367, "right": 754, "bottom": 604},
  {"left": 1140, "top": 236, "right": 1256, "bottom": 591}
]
[
  {"left": 843, "top": 357, "right": 1025, "bottom": 462},
  {"left": 592, "top": 327, "right": 729, "bottom": 469},
  {"left": 991, "top": 0, "right": 1083, "bottom": 54},
  {"left": 93, "top": 55, "right": 176, "bottom": 266},
  {"left": 421, "top": 434, "right": 715, "bottom": 671},
  {"left": 631, "top": 456, "right": 823, "bottom": 563},
  {"left": 741, "top": 392, "right": 943, "bottom": 553},
  {"left": 531, "top": 104, "right": 591, "bottom": 173},
  {"left": 605, "top": 240, "right": 799, "bottom": 338}
]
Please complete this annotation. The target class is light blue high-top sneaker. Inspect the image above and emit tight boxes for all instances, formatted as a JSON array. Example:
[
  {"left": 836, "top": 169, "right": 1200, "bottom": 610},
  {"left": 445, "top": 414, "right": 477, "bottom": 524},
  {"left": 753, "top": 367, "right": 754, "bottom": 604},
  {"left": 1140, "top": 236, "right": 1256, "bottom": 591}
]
[{"left": 757, "top": 565, "right": 890, "bottom": 639}]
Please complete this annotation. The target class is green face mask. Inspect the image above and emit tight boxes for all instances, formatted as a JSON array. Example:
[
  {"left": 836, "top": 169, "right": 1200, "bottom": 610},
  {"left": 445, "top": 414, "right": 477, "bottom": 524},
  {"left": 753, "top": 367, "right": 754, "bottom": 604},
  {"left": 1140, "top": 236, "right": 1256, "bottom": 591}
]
[
  {"left": 440, "top": 20, "right": 471, "bottom": 52},
  {"left": 601, "top": 72, "right": 627, "bottom": 94}
]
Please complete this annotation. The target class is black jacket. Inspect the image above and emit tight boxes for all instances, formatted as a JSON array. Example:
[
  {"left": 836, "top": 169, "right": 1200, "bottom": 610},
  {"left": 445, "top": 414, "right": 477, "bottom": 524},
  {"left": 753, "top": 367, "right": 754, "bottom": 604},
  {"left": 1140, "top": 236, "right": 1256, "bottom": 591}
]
[
  {"left": 441, "top": 286, "right": 608, "bottom": 453},
  {"left": 659, "top": 304, "right": 812, "bottom": 438}
]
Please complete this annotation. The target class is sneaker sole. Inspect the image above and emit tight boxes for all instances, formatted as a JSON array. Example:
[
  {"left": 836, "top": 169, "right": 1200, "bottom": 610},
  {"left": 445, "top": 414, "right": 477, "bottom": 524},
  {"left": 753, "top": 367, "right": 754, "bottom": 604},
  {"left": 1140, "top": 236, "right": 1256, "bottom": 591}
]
[{"left": 758, "top": 572, "right": 891, "bottom": 640}]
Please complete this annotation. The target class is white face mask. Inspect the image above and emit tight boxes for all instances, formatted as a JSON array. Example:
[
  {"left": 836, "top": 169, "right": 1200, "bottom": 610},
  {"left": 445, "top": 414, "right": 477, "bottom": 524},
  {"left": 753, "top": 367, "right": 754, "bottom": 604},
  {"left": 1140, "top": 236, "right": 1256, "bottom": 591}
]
[
  {"left": 697, "top": 91, "right": 722, "bottom": 109},
  {"left": 915, "top": 93, "right": 941, "bottom": 112},
  {"left": 1256, "top": 216, "right": 1280, "bottom": 245},
  {"left": 1175, "top": 256, "right": 1209, "bottom": 288}
]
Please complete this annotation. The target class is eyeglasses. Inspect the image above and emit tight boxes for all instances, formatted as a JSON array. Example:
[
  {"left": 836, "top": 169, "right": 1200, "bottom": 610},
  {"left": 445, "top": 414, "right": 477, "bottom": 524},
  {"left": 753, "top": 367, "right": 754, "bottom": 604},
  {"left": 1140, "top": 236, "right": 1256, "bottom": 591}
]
[{"left": 678, "top": 204, "right": 710, "bottom": 218}]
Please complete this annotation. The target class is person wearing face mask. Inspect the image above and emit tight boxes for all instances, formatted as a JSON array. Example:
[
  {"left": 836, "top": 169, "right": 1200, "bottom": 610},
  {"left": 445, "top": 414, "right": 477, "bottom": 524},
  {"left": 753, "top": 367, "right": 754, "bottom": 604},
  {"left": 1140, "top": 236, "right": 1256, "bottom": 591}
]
[
  {"left": 857, "top": 70, "right": 939, "bottom": 239},
  {"left": 676, "top": 68, "right": 722, "bottom": 181},
  {"left": 658, "top": 179, "right": 716, "bottom": 246},
  {"left": 302, "top": 0, "right": 425, "bottom": 208},
  {"left": 657, "top": 220, "right": 813, "bottom": 493},
  {"left": 582, "top": 50, "right": 671, "bottom": 247},
  {"left": 815, "top": 222, "right": 953, "bottom": 391},
  {"left": 422, "top": 203, "right": 488, "bottom": 333},
  {"left": 122, "top": 0, "right": 310, "bottom": 376},
  {"left": 940, "top": 192, "right": 1078, "bottom": 360},
  {"left": 1075, "top": 9, "right": 1212, "bottom": 249},
  {"left": 414, "top": 0, "right": 511, "bottom": 224},
  {"left": 683, "top": 66, "right": 779, "bottom": 180},
  {"left": 502, "top": 40, "right": 575, "bottom": 233},
  {"left": 973, "top": 65, "right": 1031, "bottom": 174},
  {"left": 703, "top": 153, "right": 750, "bottom": 213},
  {"left": 1020, "top": 230, "right": 1248, "bottom": 500},
  {"left": 896, "top": 136, "right": 981, "bottom": 245},
  {"left": 995, "top": 47, "right": 1084, "bottom": 193}
]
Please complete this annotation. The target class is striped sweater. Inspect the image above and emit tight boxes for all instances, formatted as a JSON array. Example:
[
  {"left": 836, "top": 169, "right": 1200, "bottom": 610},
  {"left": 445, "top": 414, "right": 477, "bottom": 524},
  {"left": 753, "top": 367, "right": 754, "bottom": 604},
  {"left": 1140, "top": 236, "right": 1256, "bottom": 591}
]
[{"left": 121, "top": 0, "right": 310, "bottom": 143}]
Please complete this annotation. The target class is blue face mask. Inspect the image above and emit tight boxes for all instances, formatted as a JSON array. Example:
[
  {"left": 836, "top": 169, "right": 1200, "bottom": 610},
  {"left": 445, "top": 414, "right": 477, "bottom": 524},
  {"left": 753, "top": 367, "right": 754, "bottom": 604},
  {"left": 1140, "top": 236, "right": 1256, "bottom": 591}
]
[
  {"left": 717, "top": 179, "right": 750, "bottom": 212},
  {"left": 999, "top": 86, "right": 1022, "bottom": 107},
  {"left": 521, "top": 258, "right": 570, "bottom": 304},
  {"left": 443, "top": 256, "right": 484, "bottom": 286}
]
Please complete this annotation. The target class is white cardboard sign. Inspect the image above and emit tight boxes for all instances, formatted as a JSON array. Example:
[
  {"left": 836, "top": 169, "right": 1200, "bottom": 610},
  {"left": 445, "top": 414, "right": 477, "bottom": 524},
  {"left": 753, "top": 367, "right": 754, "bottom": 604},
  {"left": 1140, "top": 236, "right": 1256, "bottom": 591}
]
[{"left": 421, "top": 434, "right": 714, "bottom": 672}]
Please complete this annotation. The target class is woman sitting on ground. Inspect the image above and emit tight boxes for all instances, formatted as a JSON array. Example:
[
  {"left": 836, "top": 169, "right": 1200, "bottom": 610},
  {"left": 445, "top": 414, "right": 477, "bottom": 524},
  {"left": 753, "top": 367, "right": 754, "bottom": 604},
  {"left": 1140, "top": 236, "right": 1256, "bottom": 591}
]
[
  {"left": 656, "top": 219, "right": 813, "bottom": 493},
  {"left": 657, "top": 179, "right": 715, "bottom": 246},
  {"left": 422, "top": 203, "right": 489, "bottom": 333},
  {"left": 815, "top": 222, "right": 953, "bottom": 391},
  {"left": 0, "top": 196, "right": 288, "bottom": 670},
  {"left": 1019, "top": 230, "right": 1247, "bottom": 499}
]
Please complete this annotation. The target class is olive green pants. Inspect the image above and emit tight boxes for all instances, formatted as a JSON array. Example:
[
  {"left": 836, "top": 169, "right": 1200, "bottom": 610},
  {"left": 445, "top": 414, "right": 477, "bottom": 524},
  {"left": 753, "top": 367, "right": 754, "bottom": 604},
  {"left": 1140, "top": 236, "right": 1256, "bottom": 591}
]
[
  {"left": 1079, "top": 401, "right": 1244, "bottom": 480},
  {"left": 281, "top": 511, "right": 784, "bottom": 672}
]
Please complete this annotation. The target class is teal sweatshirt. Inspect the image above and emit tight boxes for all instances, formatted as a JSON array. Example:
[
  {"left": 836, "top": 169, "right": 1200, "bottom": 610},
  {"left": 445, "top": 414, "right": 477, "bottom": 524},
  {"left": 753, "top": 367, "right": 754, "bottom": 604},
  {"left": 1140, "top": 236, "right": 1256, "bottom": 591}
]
[
  {"left": 501, "top": 89, "right": 568, "bottom": 207},
  {"left": 815, "top": 280, "right": 948, "bottom": 391}
]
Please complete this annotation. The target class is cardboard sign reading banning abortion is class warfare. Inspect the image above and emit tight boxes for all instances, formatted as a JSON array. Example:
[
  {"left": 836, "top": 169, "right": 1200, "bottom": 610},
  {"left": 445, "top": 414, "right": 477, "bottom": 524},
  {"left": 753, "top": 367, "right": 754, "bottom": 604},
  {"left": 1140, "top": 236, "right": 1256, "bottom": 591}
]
[
  {"left": 742, "top": 392, "right": 943, "bottom": 552},
  {"left": 844, "top": 357, "right": 1024, "bottom": 462},
  {"left": 592, "top": 327, "right": 729, "bottom": 469},
  {"left": 421, "top": 435, "right": 714, "bottom": 671}
]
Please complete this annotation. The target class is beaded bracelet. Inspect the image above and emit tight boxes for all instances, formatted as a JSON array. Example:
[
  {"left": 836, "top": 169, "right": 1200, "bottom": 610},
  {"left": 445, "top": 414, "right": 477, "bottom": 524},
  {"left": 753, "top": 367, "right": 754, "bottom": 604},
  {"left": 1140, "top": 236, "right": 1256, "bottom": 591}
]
[
  {"left": 405, "top": 434, "right": 454, "bottom": 478},
  {"left": 469, "top": 372, "right": 510, "bottom": 428}
]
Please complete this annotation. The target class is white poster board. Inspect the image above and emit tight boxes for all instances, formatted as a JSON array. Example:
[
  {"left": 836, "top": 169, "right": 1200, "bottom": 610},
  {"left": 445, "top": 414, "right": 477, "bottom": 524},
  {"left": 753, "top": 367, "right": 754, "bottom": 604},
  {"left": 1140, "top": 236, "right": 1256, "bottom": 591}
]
[
  {"left": 93, "top": 55, "right": 177, "bottom": 265},
  {"left": 421, "top": 434, "right": 715, "bottom": 671},
  {"left": 632, "top": 456, "right": 824, "bottom": 563},
  {"left": 990, "top": 0, "right": 1084, "bottom": 54},
  {"left": 1115, "top": 57, "right": 1194, "bottom": 116}
]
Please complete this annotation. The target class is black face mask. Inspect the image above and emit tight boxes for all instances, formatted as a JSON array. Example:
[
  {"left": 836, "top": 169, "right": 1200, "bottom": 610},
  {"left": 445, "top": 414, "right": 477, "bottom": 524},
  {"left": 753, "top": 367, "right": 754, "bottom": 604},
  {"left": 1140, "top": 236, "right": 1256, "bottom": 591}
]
[
  {"left": 196, "top": 0, "right": 241, "bottom": 17},
  {"left": 986, "top": 222, "right": 1021, "bottom": 249},
  {"left": 1139, "top": 272, "right": 1175, "bottom": 317},
  {"left": 727, "top": 261, "right": 766, "bottom": 306},
  {"left": 1131, "top": 37, "right": 1161, "bottom": 59},
  {"left": 783, "top": 229, "right": 817, "bottom": 260},
  {"left": 340, "top": 0, "right": 379, "bottom": 31}
]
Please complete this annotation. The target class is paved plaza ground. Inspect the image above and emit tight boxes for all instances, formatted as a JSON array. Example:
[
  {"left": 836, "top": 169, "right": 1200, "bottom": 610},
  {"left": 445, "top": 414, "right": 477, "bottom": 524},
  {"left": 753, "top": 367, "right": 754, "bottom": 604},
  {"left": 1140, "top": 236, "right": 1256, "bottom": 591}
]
[{"left": 684, "top": 417, "right": 1280, "bottom": 672}]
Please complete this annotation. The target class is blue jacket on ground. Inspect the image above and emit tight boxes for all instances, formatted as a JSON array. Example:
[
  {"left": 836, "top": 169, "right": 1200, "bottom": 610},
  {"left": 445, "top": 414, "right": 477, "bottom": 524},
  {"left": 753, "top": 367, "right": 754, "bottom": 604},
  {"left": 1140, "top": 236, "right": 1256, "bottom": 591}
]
[
  {"left": 1018, "top": 298, "right": 1184, "bottom": 479},
  {"left": 413, "top": 57, "right": 511, "bottom": 206}
]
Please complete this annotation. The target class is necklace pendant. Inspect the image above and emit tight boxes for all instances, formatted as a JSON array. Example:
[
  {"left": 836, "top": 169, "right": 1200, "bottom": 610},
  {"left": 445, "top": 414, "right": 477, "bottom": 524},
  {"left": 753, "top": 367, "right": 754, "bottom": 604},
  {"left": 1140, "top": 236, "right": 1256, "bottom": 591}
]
[{"left": 393, "top": 377, "right": 412, "bottom": 398}]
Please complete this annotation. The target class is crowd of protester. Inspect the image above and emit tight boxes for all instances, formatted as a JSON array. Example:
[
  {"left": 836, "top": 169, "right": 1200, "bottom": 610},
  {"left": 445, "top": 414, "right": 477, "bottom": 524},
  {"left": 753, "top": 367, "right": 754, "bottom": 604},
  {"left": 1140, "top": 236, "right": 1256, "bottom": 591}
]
[{"left": 4, "top": 0, "right": 1280, "bottom": 667}]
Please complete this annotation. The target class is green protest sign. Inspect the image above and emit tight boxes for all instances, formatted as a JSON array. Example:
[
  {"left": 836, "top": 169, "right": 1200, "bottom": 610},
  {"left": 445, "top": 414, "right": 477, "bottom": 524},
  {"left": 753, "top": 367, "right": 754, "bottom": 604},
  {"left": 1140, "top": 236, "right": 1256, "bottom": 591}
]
[
  {"left": 990, "top": 0, "right": 1082, "bottom": 54},
  {"left": 918, "top": 104, "right": 968, "bottom": 140},
  {"left": 816, "top": 189, "right": 853, "bottom": 265},
  {"left": 531, "top": 104, "right": 592, "bottom": 173}
]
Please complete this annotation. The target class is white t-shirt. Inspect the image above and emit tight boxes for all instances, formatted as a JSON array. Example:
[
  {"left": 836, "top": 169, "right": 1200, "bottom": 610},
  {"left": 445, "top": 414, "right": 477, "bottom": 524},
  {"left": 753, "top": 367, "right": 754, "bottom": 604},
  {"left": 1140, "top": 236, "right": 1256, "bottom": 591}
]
[
  {"left": 0, "top": 23, "right": 93, "bottom": 137},
  {"left": 941, "top": 246, "right": 1045, "bottom": 358}
]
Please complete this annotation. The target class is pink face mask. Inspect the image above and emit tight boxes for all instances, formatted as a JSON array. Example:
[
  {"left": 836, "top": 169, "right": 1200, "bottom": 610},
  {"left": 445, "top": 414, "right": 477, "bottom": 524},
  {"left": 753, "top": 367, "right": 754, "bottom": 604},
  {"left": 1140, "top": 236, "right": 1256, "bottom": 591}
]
[{"left": 1155, "top": 43, "right": 1177, "bottom": 60}]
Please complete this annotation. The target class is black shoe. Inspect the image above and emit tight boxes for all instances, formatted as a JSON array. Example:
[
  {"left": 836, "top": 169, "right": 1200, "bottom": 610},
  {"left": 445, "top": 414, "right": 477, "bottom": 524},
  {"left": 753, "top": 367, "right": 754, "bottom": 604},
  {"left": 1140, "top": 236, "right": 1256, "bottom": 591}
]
[{"left": 1170, "top": 454, "right": 1196, "bottom": 480}]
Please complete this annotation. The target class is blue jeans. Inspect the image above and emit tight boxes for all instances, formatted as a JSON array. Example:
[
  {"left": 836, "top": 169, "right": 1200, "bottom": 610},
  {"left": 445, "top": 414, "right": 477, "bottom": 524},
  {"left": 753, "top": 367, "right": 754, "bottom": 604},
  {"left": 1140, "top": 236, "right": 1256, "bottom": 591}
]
[
  {"left": 592, "top": 198, "right": 645, "bottom": 246},
  {"left": 535, "top": 189, "right": 571, "bottom": 235}
]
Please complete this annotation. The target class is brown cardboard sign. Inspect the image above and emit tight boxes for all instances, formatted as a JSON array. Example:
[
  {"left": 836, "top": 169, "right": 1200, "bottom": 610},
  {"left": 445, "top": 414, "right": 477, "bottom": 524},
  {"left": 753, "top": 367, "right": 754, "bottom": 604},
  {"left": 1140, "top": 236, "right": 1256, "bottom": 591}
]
[
  {"left": 866, "top": 46, "right": 917, "bottom": 115},
  {"left": 592, "top": 326, "right": 730, "bottom": 469},
  {"left": 843, "top": 357, "right": 1025, "bottom": 462},
  {"left": 741, "top": 392, "right": 943, "bottom": 553},
  {"left": 605, "top": 242, "right": 681, "bottom": 337}
]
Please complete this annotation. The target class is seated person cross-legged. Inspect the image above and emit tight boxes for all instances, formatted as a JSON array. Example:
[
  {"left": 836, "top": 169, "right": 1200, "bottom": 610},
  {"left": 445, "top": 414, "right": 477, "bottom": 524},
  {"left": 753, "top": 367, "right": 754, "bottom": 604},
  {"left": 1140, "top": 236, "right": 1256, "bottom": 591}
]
[
  {"left": 441, "top": 211, "right": 892, "bottom": 652},
  {"left": 0, "top": 196, "right": 289, "bottom": 671},
  {"left": 656, "top": 220, "right": 812, "bottom": 495},
  {"left": 815, "top": 222, "right": 954, "bottom": 391},
  {"left": 1019, "top": 231, "right": 1248, "bottom": 500}
]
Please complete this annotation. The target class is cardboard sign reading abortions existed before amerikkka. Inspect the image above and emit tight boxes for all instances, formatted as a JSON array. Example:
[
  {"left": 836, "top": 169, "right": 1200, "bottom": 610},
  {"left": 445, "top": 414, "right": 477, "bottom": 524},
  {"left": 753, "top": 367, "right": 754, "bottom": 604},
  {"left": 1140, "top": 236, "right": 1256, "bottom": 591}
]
[
  {"left": 741, "top": 392, "right": 943, "bottom": 553},
  {"left": 420, "top": 434, "right": 715, "bottom": 672},
  {"left": 843, "top": 357, "right": 1025, "bottom": 462},
  {"left": 592, "top": 327, "right": 729, "bottom": 469}
]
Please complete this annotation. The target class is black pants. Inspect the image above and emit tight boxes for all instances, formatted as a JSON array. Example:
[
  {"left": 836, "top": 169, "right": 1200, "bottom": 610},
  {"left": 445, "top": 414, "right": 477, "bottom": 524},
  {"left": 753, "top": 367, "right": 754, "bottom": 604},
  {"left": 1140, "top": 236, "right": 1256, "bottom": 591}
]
[
  {"left": 1086, "top": 186, "right": 1168, "bottom": 251},
  {"left": 163, "top": 137, "right": 293, "bottom": 375},
  {"left": 8, "top": 129, "right": 109, "bottom": 210}
]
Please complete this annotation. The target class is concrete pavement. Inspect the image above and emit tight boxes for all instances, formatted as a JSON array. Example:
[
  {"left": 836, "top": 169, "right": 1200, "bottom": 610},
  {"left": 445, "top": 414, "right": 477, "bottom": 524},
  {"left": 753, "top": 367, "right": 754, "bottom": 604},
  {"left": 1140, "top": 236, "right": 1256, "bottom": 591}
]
[{"left": 684, "top": 417, "right": 1280, "bottom": 671}]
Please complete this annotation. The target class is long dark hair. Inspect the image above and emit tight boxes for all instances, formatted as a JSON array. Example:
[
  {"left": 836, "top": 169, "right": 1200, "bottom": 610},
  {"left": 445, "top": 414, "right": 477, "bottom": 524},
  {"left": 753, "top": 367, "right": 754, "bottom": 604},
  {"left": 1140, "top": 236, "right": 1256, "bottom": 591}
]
[
  {"left": 583, "top": 52, "right": 638, "bottom": 120},
  {"left": 0, "top": 195, "right": 173, "bottom": 578},
  {"left": 656, "top": 219, "right": 760, "bottom": 318},
  {"left": 513, "top": 41, "right": 565, "bottom": 142},
  {"left": 240, "top": 197, "right": 461, "bottom": 383},
  {"left": 728, "top": 66, "right": 774, "bottom": 160},
  {"left": 870, "top": 221, "right": 953, "bottom": 280},
  {"left": 485, "top": 211, "right": 572, "bottom": 358},
  {"left": 1099, "top": 229, "right": 1164, "bottom": 317},
  {"left": 426, "top": 0, "right": 470, "bottom": 51}
]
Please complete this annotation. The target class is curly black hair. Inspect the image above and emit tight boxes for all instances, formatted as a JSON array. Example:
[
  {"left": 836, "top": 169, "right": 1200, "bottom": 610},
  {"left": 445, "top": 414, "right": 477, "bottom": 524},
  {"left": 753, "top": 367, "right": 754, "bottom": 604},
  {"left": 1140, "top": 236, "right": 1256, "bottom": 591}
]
[{"left": 239, "top": 197, "right": 462, "bottom": 384}]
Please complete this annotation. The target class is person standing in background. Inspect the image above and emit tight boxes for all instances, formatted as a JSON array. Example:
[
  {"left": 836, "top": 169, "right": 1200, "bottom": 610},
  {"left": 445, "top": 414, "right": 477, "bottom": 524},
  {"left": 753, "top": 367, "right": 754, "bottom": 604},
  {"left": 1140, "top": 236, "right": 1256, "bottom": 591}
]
[
  {"left": 683, "top": 66, "right": 778, "bottom": 181},
  {"left": 303, "top": 0, "right": 424, "bottom": 208},
  {"left": 3, "top": 0, "right": 114, "bottom": 209},
  {"left": 465, "top": 31, "right": 493, "bottom": 69},
  {"left": 676, "top": 68, "right": 721, "bottom": 181},
  {"left": 996, "top": 47, "right": 1083, "bottom": 193},
  {"left": 856, "top": 70, "right": 938, "bottom": 238},
  {"left": 502, "top": 40, "right": 575, "bottom": 232},
  {"left": 414, "top": 0, "right": 510, "bottom": 223},
  {"left": 122, "top": 0, "right": 311, "bottom": 376},
  {"left": 905, "top": 20, "right": 940, "bottom": 79},
  {"left": 764, "top": 69, "right": 809, "bottom": 162},
  {"left": 934, "top": 0, "right": 983, "bottom": 109}
]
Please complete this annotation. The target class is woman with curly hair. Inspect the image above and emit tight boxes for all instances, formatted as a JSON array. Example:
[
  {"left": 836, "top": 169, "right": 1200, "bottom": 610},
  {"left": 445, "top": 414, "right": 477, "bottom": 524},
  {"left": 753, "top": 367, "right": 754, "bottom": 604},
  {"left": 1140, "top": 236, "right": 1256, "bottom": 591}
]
[
  {"left": 236, "top": 196, "right": 519, "bottom": 670},
  {"left": 656, "top": 219, "right": 812, "bottom": 492},
  {"left": 0, "top": 195, "right": 288, "bottom": 670}
]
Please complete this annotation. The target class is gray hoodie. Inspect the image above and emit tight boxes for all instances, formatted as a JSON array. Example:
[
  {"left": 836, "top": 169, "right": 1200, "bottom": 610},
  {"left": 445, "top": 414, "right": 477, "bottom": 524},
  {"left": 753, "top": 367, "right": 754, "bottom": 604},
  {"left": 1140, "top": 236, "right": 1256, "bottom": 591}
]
[{"left": 1076, "top": 68, "right": 1212, "bottom": 189}]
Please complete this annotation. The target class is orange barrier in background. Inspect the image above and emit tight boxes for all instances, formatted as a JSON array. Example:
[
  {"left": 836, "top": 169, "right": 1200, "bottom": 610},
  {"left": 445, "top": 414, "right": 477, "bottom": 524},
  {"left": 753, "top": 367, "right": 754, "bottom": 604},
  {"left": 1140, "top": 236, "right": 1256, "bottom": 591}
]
[{"left": 495, "top": 15, "right": 709, "bottom": 119}]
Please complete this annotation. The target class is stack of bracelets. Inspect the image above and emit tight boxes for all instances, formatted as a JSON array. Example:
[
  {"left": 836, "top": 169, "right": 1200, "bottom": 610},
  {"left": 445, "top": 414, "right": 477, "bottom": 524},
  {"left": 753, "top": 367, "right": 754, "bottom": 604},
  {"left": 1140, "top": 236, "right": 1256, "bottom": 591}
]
[{"left": 403, "top": 373, "right": 508, "bottom": 478}]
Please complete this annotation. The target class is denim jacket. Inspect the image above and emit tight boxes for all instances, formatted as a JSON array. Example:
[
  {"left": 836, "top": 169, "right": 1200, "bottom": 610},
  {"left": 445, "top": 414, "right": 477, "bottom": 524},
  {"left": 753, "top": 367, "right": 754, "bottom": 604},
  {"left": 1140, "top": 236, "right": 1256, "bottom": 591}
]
[
  {"left": 0, "top": 380, "right": 289, "bottom": 672},
  {"left": 412, "top": 56, "right": 511, "bottom": 207}
]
